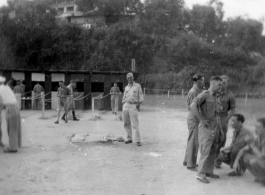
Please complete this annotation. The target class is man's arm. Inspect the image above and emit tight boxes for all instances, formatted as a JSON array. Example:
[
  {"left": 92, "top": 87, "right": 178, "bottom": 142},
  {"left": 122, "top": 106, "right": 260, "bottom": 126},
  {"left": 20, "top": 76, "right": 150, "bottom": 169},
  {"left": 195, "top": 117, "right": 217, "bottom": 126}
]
[{"left": 233, "top": 145, "right": 249, "bottom": 169}]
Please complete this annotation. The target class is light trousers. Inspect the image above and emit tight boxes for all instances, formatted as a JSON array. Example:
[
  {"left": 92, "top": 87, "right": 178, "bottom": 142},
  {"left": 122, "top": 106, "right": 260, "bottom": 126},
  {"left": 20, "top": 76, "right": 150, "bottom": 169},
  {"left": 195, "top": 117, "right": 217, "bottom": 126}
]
[
  {"left": 111, "top": 96, "right": 119, "bottom": 113},
  {"left": 122, "top": 103, "right": 140, "bottom": 142}
]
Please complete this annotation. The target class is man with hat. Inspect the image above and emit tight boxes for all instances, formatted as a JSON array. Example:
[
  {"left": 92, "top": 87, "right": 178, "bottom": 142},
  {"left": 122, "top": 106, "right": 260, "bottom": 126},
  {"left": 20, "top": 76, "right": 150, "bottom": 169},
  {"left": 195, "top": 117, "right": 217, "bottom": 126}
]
[
  {"left": 0, "top": 75, "right": 22, "bottom": 152},
  {"left": 61, "top": 80, "right": 79, "bottom": 121},
  {"left": 183, "top": 74, "right": 204, "bottom": 171}
]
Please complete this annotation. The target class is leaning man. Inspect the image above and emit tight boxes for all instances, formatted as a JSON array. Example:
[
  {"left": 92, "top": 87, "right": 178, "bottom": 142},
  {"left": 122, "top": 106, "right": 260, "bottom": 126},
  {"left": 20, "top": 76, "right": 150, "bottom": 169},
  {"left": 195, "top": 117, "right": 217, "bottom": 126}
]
[
  {"left": 0, "top": 76, "right": 22, "bottom": 153},
  {"left": 122, "top": 73, "right": 144, "bottom": 146}
]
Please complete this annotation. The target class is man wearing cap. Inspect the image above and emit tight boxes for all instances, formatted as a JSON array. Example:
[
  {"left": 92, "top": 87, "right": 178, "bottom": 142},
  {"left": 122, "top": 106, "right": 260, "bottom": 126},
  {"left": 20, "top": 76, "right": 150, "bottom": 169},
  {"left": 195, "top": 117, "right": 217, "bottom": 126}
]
[
  {"left": 215, "top": 75, "right": 236, "bottom": 168},
  {"left": 33, "top": 82, "right": 44, "bottom": 110},
  {"left": 0, "top": 76, "right": 22, "bottom": 152},
  {"left": 183, "top": 74, "right": 204, "bottom": 171},
  {"left": 61, "top": 80, "right": 79, "bottom": 121},
  {"left": 55, "top": 80, "right": 70, "bottom": 124},
  {"left": 190, "top": 76, "right": 223, "bottom": 183},
  {"left": 110, "top": 82, "right": 121, "bottom": 115},
  {"left": 122, "top": 73, "right": 144, "bottom": 146}
]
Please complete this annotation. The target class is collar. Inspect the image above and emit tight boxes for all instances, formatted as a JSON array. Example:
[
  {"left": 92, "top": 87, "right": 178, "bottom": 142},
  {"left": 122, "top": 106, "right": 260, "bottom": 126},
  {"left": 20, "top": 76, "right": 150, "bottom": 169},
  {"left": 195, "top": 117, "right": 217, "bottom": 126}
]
[
  {"left": 234, "top": 125, "right": 242, "bottom": 134},
  {"left": 128, "top": 81, "right": 135, "bottom": 87},
  {"left": 208, "top": 89, "right": 215, "bottom": 96}
]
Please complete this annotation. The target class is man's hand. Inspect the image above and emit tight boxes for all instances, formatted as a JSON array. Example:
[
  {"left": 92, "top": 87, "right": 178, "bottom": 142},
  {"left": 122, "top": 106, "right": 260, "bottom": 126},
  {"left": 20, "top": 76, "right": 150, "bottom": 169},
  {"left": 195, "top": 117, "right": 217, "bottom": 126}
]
[
  {"left": 220, "top": 147, "right": 225, "bottom": 152},
  {"left": 201, "top": 120, "right": 210, "bottom": 128}
]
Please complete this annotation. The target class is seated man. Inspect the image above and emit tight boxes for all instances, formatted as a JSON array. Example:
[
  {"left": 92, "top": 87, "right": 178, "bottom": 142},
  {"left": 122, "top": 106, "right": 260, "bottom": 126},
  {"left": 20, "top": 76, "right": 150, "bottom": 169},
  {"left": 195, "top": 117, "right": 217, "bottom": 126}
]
[
  {"left": 216, "top": 114, "right": 252, "bottom": 176},
  {"left": 233, "top": 117, "right": 265, "bottom": 185}
]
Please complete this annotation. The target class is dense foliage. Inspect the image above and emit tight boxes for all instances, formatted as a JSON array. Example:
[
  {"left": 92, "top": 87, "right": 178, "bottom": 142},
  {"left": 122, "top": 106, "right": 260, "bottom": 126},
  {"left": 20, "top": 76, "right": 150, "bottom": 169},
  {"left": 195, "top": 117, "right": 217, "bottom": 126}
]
[{"left": 0, "top": 0, "right": 265, "bottom": 92}]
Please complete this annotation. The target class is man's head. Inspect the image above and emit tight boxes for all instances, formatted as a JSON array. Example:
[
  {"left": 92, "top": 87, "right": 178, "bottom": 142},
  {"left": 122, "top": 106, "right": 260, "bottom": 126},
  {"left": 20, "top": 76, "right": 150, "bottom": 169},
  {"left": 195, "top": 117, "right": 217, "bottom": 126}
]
[
  {"left": 231, "top": 114, "right": 245, "bottom": 129},
  {"left": 0, "top": 76, "right": 6, "bottom": 85},
  {"left": 114, "top": 82, "right": 117, "bottom": 87},
  {"left": 210, "top": 76, "right": 222, "bottom": 92},
  {"left": 127, "top": 73, "right": 134, "bottom": 84},
  {"left": 220, "top": 75, "right": 229, "bottom": 90},
  {"left": 255, "top": 118, "right": 265, "bottom": 136},
  {"left": 59, "top": 80, "right": 64, "bottom": 87},
  {"left": 192, "top": 74, "right": 204, "bottom": 89}
]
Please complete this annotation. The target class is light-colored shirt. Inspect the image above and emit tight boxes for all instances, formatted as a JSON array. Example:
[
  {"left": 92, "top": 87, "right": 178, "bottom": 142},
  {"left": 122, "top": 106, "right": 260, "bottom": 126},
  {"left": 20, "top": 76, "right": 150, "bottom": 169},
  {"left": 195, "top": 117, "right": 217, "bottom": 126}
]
[
  {"left": 0, "top": 85, "right": 17, "bottom": 105},
  {"left": 110, "top": 86, "right": 120, "bottom": 98},
  {"left": 57, "top": 86, "right": 70, "bottom": 98},
  {"left": 13, "top": 85, "right": 23, "bottom": 94},
  {"left": 122, "top": 82, "right": 144, "bottom": 103}
]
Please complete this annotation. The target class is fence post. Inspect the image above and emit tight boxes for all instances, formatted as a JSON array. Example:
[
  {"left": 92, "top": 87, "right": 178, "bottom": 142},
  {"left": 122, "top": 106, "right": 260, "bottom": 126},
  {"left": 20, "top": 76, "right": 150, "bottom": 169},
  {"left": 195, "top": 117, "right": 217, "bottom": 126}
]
[
  {"left": 92, "top": 97, "right": 94, "bottom": 119},
  {"left": 144, "top": 88, "right": 145, "bottom": 97},
  {"left": 168, "top": 90, "right": 169, "bottom": 98},
  {"left": 41, "top": 92, "right": 45, "bottom": 119},
  {"left": 182, "top": 89, "right": 184, "bottom": 99},
  {"left": 31, "top": 91, "right": 34, "bottom": 110},
  {"left": 245, "top": 93, "right": 248, "bottom": 104}
]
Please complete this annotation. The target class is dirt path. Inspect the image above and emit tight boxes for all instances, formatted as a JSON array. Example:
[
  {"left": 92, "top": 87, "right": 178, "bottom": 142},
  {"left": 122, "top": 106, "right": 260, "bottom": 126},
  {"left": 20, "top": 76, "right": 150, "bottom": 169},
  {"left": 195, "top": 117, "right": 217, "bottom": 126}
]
[{"left": 0, "top": 106, "right": 264, "bottom": 195}]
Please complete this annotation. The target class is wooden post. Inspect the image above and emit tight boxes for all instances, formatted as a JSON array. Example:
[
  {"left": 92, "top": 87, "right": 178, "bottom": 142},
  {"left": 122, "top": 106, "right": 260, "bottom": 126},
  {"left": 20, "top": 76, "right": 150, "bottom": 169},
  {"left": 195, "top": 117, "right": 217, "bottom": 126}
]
[
  {"left": 31, "top": 91, "right": 34, "bottom": 110},
  {"left": 92, "top": 97, "right": 94, "bottom": 119},
  {"left": 182, "top": 89, "right": 184, "bottom": 99},
  {"left": 41, "top": 92, "right": 45, "bottom": 118},
  {"left": 168, "top": 90, "right": 169, "bottom": 98},
  {"left": 144, "top": 88, "right": 145, "bottom": 97},
  {"left": 245, "top": 93, "right": 248, "bottom": 104}
]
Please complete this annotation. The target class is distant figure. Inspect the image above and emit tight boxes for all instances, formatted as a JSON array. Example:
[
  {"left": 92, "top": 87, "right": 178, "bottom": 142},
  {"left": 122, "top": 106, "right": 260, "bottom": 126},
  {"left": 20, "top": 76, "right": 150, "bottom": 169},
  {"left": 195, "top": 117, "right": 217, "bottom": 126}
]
[
  {"left": 0, "top": 75, "right": 22, "bottom": 153},
  {"left": 7, "top": 77, "right": 14, "bottom": 90},
  {"left": 33, "top": 82, "right": 44, "bottom": 110},
  {"left": 122, "top": 73, "right": 144, "bottom": 146},
  {"left": 20, "top": 81, "right": 26, "bottom": 94},
  {"left": 55, "top": 81, "right": 70, "bottom": 124},
  {"left": 13, "top": 80, "right": 23, "bottom": 94},
  {"left": 233, "top": 118, "right": 265, "bottom": 185},
  {"left": 20, "top": 81, "right": 26, "bottom": 110},
  {"left": 110, "top": 82, "right": 120, "bottom": 115},
  {"left": 216, "top": 114, "right": 252, "bottom": 176}
]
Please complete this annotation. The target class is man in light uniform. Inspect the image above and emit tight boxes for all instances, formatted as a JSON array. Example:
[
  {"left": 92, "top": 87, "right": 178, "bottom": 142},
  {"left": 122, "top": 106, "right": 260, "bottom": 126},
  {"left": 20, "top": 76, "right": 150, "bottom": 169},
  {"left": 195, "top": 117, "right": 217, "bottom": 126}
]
[
  {"left": 110, "top": 82, "right": 120, "bottom": 115},
  {"left": 61, "top": 80, "right": 79, "bottom": 121},
  {"left": 122, "top": 73, "right": 144, "bottom": 146},
  {"left": 0, "top": 76, "right": 22, "bottom": 152},
  {"left": 33, "top": 82, "right": 44, "bottom": 110},
  {"left": 183, "top": 74, "right": 204, "bottom": 171},
  {"left": 55, "top": 81, "right": 70, "bottom": 124},
  {"left": 215, "top": 75, "right": 236, "bottom": 168},
  {"left": 190, "top": 76, "right": 223, "bottom": 183},
  {"left": 13, "top": 80, "right": 23, "bottom": 110}
]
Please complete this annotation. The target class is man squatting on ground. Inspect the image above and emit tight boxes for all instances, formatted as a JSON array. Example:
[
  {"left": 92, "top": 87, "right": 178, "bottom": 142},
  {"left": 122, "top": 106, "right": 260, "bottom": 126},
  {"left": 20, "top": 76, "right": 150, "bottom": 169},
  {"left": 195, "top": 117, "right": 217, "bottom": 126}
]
[
  {"left": 183, "top": 74, "right": 205, "bottom": 171},
  {"left": 122, "top": 73, "right": 144, "bottom": 146},
  {"left": 110, "top": 82, "right": 120, "bottom": 115},
  {"left": 0, "top": 76, "right": 22, "bottom": 153},
  {"left": 55, "top": 80, "right": 70, "bottom": 124},
  {"left": 190, "top": 76, "right": 224, "bottom": 184},
  {"left": 215, "top": 75, "right": 236, "bottom": 168},
  {"left": 216, "top": 114, "right": 252, "bottom": 176},
  {"left": 61, "top": 80, "right": 79, "bottom": 121},
  {"left": 233, "top": 118, "right": 265, "bottom": 185}
]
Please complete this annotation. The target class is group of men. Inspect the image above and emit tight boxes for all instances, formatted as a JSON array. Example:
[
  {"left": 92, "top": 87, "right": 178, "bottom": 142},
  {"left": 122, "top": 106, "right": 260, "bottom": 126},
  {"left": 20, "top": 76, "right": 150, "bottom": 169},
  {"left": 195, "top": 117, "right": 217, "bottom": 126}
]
[{"left": 183, "top": 74, "right": 265, "bottom": 185}]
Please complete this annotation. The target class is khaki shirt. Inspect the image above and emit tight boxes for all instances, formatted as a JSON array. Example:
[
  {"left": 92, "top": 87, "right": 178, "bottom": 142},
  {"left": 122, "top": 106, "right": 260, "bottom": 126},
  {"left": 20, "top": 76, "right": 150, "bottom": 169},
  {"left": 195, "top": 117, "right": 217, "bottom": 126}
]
[
  {"left": 0, "top": 85, "right": 17, "bottom": 105},
  {"left": 33, "top": 84, "right": 44, "bottom": 95},
  {"left": 13, "top": 85, "right": 23, "bottom": 94},
  {"left": 122, "top": 82, "right": 144, "bottom": 103},
  {"left": 187, "top": 85, "right": 202, "bottom": 111},
  {"left": 110, "top": 87, "right": 120, "bottom": 99},
  {"left": 192, "top": 90, "right": 218, "bottom": 122},
  {"left": 57, "top": 86, "right": 70, "bottom": 98},
  {"left": 218, "top": 90, "right": 236, "bottom": 117}
]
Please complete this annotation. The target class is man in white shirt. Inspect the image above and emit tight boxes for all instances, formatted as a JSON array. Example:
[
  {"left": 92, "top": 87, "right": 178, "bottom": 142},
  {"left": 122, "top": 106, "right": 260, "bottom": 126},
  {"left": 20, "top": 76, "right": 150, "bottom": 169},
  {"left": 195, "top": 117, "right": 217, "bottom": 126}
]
[
  {"left": 0, "top": 75, "right": 21, "bottom": 153},
  {"left": 122, "top": 73, "right": 144, "bottom": 146}
]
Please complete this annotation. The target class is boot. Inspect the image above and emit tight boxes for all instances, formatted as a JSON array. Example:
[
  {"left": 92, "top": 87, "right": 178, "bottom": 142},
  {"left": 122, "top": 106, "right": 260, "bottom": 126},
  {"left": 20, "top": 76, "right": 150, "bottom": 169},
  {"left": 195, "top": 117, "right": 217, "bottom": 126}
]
[
  {"left": 72, "top": 111, "right": 79, "bottom": 121},
  {"left": 61, "top": 114, "right": 65, "bottom": 121}
]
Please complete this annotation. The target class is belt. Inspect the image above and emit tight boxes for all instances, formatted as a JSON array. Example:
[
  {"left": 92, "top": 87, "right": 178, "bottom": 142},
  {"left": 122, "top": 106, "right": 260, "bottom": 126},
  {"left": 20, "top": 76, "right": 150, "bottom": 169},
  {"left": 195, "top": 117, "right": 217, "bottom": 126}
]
[{"left": 126, "top": 101, "right": 138, "bottom": 104}]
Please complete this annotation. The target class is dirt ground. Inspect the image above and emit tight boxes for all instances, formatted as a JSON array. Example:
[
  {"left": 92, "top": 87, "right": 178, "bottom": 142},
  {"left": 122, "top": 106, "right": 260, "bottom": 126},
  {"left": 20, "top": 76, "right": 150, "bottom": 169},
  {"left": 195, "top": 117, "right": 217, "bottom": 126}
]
[{"left": 0, "top": 98, "right": 265, "bottom": 195}]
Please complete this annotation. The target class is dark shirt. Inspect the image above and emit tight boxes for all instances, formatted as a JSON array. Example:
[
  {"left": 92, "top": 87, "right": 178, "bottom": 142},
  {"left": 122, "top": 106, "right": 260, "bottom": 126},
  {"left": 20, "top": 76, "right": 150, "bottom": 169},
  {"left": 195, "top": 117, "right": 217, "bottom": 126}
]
[
  {"left": 186, "top": 85, "right": 202, "bottom": 111},
  {"left": 218, "top": 90, "right": 236, "bottom": 117}
]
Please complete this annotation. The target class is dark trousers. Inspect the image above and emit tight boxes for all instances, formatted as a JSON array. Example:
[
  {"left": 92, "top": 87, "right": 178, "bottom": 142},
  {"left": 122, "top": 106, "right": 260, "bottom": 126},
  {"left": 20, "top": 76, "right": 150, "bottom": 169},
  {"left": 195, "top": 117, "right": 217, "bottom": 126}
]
[{"left": 244, "top": 154, "right": 265, "bottom": 181}]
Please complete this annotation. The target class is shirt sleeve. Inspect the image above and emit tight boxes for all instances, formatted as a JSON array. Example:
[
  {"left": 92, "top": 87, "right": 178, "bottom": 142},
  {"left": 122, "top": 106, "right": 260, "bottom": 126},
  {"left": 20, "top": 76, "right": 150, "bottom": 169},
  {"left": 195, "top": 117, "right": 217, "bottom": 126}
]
[
  {"left": 138, "top": 84, "right": 144, "bottom": 102},
  {"left": 186, "top": 90, "right": 197, "bottom": 110},
  {"left": 192, "top": 91, "right": 207, "bottom": 106}
]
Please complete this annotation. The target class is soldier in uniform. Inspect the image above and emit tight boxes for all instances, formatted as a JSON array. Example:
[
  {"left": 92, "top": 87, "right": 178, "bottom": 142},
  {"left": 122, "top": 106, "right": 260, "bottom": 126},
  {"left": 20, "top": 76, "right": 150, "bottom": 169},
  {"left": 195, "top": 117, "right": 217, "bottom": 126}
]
[
  {"left": 61, "top": 80, "right": 79, "bottom": 121},
  {"left": 122, "top": 73, "right": 144, "bottom": 146},
  {"left": 190, "top": 76, "right": 223, "bottom": 184},
  {"left": 33, "top": 82, "right": 44, "bottom": 110},
  {"left": 55, "top": 81, "right": 70, "bottom": 124},
  {"left": 215, "top": 75, "right": 236, "bottom": 168},
  {"left": 110, "top": 82, "right": 121, "bottom": 115},
  {"left": 183, "top": 74, "right": 204, "bottom": 171}
]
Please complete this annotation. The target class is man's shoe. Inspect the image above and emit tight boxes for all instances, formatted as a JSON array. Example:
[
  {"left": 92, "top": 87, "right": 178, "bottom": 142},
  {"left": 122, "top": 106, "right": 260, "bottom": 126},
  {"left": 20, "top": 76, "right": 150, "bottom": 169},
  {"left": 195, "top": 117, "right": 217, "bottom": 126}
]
[
  {"left": 187, "top": 167, "right": 197, "bottom": 171},
  {"left": 196, "top": 176, "right": 209, "bottom": 184},
  {"left": 61, "top": 115, "right": 65, "bottom": 121},
  {"left": 3, "top": 147, "right": 17, "bottom": 153},
  {"left": 183, "top": 162, "right": 187, "bottom": 166},
  {"left": 125, "top": 140, "right": 132, "bottom": 144},
  {"left": 215, "top": 163, "right": 221, "bottom": 169},
  {"left": 65, "top": 119, "right": 68, "bottom": 123},
  {"left": 137, "top": 142, "right": 141, "bottom": 146},
  {"left": 55, "top": 121, "right": 59, "bottom": 124},
  {"left": 206, "top": 173, "right": 219, "bottom": 179},
  {"left": 228, "top": 171, "right": 242, "bottom": 177},
  {"left": 73, "top": 118, "right": 80, "bottom": 121}
]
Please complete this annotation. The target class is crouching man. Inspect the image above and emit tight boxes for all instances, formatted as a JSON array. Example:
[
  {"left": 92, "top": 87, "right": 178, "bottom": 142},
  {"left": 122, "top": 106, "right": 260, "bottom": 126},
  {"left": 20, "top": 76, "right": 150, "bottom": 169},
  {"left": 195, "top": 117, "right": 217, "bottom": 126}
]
[{"left": 216, "top": 114, "right": 252, "bottom": 176}]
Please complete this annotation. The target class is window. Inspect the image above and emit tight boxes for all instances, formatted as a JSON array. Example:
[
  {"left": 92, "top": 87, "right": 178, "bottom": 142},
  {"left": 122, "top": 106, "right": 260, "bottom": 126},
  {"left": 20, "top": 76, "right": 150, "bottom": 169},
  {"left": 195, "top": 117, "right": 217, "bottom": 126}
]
[
  {"left": 67, "top": 6, "right": 74, "bottom": 11},
  {"left": 58, "top": 7, "right": 64, "bottom": 12},
  {"left": 91, "top": 82, "right": 104, "bottom": 92}
]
